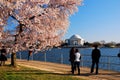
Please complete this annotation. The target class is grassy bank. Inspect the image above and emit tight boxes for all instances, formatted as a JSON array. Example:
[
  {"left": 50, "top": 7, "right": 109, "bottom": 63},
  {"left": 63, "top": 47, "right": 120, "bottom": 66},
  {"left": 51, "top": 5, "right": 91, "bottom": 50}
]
[{"left": 0, "top": 65, "right": 84, "bottom": 80}]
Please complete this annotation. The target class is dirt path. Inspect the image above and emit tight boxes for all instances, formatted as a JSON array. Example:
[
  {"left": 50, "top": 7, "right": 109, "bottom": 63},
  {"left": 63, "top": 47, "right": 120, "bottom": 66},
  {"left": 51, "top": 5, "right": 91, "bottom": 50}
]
[{"left": 7, "top": 59, "right": 120, "bottom": 80}]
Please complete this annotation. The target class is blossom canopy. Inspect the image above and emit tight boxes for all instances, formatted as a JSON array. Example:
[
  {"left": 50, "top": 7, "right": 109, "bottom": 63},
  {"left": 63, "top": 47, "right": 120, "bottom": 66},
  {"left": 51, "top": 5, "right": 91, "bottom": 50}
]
[{"left": 0, "top": 0, "right": 83, "bottom": 52}]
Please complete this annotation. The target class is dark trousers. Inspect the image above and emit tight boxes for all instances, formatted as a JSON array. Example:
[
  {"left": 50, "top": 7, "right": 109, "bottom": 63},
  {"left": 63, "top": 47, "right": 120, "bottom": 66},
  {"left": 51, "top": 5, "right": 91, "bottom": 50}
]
[
  {"left": 70, "top": 62, "right": 74, "bottom": 73},
  {"left": 28, "top": 54, "right": 31, "bottom": 61},
  {"left": 73, "top": 62, "right": 80, "bottom": 74},
  {"left": 91, "top": 60, "right": 99, "bottom": 74}
]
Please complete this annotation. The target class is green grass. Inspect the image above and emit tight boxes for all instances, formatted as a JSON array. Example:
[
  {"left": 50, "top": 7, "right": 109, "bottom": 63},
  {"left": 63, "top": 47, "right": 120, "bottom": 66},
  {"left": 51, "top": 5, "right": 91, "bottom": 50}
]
[{"left": 0, "top": 65, "right": 84, "bottom": 80}]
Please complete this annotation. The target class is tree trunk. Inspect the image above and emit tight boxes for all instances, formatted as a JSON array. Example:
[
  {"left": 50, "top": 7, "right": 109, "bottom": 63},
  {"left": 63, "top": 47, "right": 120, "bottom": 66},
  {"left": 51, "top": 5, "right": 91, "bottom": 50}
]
[{"left": 11, "top": 52, "right": 17, "bottom": 67}]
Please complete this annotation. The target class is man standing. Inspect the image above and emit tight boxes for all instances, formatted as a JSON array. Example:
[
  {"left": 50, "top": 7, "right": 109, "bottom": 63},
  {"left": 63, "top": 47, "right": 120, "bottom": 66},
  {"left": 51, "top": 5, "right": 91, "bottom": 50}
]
[
  {"left": 91, "top": 45, "right": 101, "bottom": 74},
  {"left": 69, "top": 47, "right": 76, "bottom": 74},
  {"left": 28, "top": 46, "right": 33, "bottom": 61},
  {"left": 0, "top": 46, "right": 7, "bottom": 66}
]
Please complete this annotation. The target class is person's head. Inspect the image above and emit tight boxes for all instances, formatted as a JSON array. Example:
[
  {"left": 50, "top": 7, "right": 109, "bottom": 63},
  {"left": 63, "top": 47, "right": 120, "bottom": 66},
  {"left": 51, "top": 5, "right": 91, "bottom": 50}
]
[
  {"left": 75, "top": 48, "right": 79, "bottom": 53},
  {"left": 94, "top": 45, "right": 98, "bottom": 49},
  {"left": 72, "top": 47, "right": 75, "bottom": 49},
  {"left": 71, "top": 47, "right": 75, "bottom": 51}
]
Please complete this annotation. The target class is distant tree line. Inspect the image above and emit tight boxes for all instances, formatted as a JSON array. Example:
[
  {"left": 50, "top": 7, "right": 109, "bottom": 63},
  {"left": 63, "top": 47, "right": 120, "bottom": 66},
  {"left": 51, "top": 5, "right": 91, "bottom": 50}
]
[
  {"left": 84, "top": 41, "right": 120, "bottom": 48},
  {"left": 60, "top": 40, "right": 120, "bottom": 48}
]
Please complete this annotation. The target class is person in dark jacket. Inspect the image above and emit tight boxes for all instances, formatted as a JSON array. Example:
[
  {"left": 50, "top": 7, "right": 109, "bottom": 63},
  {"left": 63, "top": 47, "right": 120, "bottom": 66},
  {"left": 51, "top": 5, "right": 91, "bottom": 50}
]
[
  {"left": 69, "top": 47, "right": 76, "bottom": 74},
  {"left": 90, "top": 45, "right": 101, "bottom": 74},
  {"left": 27, "top": 46, "right": 33, "bottom": 61},
  {"left": 0, "top": 46, "right": 7, "bottom": 66}
]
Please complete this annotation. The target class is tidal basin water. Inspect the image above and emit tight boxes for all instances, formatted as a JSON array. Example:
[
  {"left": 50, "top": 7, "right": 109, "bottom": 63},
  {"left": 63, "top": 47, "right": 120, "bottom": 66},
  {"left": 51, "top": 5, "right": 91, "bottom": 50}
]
[{"left": 15, "top": 48, "right": 120, "bottom": 72}]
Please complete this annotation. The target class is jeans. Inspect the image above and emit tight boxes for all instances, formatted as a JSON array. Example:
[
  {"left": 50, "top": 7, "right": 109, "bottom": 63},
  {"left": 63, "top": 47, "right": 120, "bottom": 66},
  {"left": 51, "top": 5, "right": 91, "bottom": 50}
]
[{"left": 73, "top": 61, "right": 80, "bottom": 74}]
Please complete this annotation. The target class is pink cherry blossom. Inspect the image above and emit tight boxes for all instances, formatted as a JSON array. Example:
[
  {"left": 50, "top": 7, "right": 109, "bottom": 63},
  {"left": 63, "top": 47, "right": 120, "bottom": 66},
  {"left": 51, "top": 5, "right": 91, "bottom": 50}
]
[{"left": 0, "top": 0, "right": 82, "bottom": 52}]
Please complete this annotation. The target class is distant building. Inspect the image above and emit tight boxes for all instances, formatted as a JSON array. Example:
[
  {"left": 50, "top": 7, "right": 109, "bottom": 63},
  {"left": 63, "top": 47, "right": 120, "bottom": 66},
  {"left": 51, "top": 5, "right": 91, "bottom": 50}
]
[{"left": 65, "top": 34, "right": 85, "bottom": 47}]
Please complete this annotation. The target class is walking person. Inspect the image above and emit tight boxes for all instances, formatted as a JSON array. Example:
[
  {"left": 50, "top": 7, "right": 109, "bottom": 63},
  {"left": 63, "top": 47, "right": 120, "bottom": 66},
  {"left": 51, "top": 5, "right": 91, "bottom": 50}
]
[
  {"left": 90, "top": 45, "right": 101, "bottom": 74},
  {"left": 69, "top": 47, "right": 76, "bottom": 74},
  {"left": 73, "top": 48, "right": 81, "bottom": 75},
  {"left": 0, "top": 46, "right": 7, "bottom": 66}
]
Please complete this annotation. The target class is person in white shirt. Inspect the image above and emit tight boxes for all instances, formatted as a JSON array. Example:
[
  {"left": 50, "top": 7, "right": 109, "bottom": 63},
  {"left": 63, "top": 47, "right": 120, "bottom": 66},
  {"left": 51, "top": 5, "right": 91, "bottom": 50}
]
[{"left": 73, "top": 48, "right": 81, "bottom": 75}]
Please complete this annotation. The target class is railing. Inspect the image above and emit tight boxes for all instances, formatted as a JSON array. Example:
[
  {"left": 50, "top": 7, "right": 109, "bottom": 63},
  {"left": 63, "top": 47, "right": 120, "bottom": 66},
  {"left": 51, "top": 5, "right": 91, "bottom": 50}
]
[
  {"left": 7, "top": 51, "right": 120, "bottom": 72},
  {"left": 80, "top": 55, "right": 120, "bottom": 72}
]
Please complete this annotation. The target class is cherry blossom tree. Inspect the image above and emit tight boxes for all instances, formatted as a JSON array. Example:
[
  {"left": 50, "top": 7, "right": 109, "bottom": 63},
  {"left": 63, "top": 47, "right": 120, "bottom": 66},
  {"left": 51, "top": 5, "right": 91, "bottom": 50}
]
[{"left": 0, "top": 0, "right": 83, "bottom": 66}]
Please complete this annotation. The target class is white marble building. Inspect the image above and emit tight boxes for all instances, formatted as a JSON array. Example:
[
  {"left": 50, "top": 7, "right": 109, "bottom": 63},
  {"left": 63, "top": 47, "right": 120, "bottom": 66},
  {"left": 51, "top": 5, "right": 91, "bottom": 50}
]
[{"left": 65, "top": 34, "right": 85, "bottom": 47}]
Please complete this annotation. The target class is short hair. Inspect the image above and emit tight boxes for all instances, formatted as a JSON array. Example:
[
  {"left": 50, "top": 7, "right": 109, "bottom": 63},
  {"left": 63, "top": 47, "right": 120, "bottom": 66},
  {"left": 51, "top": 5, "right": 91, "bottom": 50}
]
[{"left": 94, "top": 45, "right": 98, "bottom": 48}]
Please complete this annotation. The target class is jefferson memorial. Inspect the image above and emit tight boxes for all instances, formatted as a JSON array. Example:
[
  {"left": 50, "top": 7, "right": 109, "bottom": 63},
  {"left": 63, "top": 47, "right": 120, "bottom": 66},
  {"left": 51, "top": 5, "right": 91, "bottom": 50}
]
[{"left": 65, "top": 34, "right": 85, "bottom": 47}]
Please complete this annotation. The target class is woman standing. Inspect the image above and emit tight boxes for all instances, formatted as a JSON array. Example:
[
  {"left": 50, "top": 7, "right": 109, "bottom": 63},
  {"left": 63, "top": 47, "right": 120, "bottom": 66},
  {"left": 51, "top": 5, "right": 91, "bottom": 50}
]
[{"left": 74, "top": 48, "right": 81, "bottom": 75}]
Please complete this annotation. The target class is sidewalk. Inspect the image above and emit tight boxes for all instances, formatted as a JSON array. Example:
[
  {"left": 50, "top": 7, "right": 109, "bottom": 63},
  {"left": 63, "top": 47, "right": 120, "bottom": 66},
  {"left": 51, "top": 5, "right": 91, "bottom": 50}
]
[{"left": 7, "top": 59, "right": 120, "bottom": 80}]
